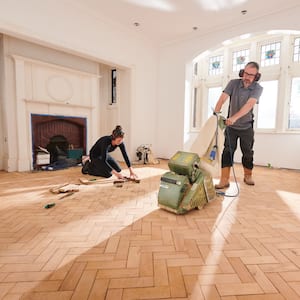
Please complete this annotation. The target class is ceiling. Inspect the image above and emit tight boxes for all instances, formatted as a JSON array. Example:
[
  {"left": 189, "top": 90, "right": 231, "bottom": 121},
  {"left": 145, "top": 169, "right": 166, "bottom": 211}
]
[{"left": 72, "top": 0, "right": 300, "bottom": 45}]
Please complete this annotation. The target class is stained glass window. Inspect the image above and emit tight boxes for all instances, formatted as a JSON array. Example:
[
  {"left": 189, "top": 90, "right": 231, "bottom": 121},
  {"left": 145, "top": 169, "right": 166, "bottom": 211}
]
[
  {"left": 260, "top": 42, "right": 281, "bottom": 67},
  {"left": 293, "top": 37, "right": 300, "bottom": 62},
  {"left": 232, "top": 49, "right": 249, "bottom": 72},
  {"left": 209, "top": 55, "right": 223, "bottom": 75}
]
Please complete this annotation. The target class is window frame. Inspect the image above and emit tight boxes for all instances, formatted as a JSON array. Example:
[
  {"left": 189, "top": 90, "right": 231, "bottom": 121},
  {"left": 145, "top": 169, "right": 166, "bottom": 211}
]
[
  {"left": 254, "top": 77, "right": 280, "bottom": 132},
  {"left": 191, "top": 33, "right": 300, "bottom": 134}
]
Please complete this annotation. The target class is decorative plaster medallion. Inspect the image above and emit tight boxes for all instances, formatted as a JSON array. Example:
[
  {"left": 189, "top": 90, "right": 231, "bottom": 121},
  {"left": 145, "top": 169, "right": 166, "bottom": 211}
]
[{"left": 46, "top": 76, "right": 73, "bottom": 102}]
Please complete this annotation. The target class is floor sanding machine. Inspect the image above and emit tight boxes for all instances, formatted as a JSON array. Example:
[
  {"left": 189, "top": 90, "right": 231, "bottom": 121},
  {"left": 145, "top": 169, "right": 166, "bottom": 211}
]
[{"left": 157, "top": 151, "right": 216, "bottom": 214}]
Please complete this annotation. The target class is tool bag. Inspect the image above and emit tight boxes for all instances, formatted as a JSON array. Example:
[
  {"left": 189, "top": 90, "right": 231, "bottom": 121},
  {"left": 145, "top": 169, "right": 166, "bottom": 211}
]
[{"left": 168, "top": 151, "right": 201, "bottom": 183}]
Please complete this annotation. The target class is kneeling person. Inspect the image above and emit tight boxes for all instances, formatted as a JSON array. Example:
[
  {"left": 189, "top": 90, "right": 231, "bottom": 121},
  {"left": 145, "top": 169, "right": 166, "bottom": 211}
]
[{"left": 82, "top": 125, "right": 137, "bottom": 179}]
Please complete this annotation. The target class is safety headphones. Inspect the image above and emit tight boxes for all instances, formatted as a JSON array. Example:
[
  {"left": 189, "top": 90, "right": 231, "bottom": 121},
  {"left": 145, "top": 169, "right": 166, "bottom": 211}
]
[{"left": 239, "top": 62, "right": 261, "bottom": 81}]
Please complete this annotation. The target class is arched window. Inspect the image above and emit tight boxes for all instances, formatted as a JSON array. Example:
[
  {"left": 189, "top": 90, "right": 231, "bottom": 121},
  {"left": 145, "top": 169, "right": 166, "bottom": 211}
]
[{"left": 191, "top": 32, "right": 300, "bottom": 132}]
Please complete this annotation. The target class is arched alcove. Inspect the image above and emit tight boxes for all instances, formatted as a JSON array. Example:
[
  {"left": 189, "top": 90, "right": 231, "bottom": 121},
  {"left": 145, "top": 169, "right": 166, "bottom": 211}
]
[{"left": 184, "top": 30, "right": 300, "bottom": 169}]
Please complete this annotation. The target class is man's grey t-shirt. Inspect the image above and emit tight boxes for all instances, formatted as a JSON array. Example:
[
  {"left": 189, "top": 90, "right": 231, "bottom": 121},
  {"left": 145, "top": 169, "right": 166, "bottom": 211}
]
[{"left": 223, "top": 79, "right": 263, "bottom": 130}]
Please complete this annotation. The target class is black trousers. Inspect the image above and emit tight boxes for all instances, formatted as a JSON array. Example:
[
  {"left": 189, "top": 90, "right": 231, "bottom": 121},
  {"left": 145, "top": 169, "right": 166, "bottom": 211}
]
[
  {"left": 221, "top": 126, "right": 254, "bottom": 169},
  {"left": 88, "top": 154, "right": 122, "bottom": 177}
]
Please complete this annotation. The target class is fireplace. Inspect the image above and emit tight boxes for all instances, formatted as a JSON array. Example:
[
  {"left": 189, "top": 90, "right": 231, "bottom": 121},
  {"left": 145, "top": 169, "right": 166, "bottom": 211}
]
[{"left": 31, "top": 114, "right": 87, "bottom": 168}]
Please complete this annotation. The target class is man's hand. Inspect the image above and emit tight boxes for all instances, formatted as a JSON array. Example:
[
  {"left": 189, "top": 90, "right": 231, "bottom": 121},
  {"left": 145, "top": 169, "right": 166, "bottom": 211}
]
[{"left": 225, "top": 117, "right": 237, "bottom": 126}]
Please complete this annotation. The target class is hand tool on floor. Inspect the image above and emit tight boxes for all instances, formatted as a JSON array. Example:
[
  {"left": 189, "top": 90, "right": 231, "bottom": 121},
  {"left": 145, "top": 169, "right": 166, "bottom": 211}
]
[{"left": 79, "top": 176, "right": 140, "bottom": 187}]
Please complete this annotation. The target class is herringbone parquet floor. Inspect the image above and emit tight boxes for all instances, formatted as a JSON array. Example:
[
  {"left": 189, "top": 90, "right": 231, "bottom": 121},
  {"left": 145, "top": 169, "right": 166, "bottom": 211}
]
[{"left": 0, "top": 161, "right": 300, "bottom": 299}]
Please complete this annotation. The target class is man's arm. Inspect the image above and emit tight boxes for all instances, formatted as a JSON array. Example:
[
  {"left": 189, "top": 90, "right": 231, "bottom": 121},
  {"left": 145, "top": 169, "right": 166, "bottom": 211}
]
[{"left": 226, "top": 97, "right": 257, "bottom": 125}]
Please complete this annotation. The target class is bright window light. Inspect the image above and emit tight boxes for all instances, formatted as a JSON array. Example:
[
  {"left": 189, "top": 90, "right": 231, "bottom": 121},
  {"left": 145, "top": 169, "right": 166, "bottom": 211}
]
[
  {"left": 289, "top": 77, "right": 300, "bottom": 129},
  {"left": 257, "top": 80, "right": 278, "bottom": 129},
  {"left": 293, "top": 38, "right": 300, "bottom": 62},
  {"left": 207, "top": 87, "right": 222, "bottom": 119}
]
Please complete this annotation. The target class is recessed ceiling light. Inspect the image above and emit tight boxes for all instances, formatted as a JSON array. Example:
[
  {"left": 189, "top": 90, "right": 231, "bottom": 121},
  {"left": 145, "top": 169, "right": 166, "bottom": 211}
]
[
  {"left": 193, "top": 26, "right": 198, "bottom": 31},
  {"left": 241, "top": 10, "right": 247, "bottom": 15},
  {"left": 133, "top": 22, "right": 140, "bottom": 27}
]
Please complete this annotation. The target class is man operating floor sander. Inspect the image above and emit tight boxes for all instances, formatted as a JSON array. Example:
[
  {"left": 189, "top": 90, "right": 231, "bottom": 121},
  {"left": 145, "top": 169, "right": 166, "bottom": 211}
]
[{"left": 158, "top": 62, "right": 263, "bottom": 214}]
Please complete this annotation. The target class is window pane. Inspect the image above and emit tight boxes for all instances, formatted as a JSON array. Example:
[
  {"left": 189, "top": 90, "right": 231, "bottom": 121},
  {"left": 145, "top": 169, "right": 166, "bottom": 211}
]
[
  {"left": 192, "top": 87, "right": 198, "bottom": 128},
  {"left": 257, "top": 80, "right": 278, "bottom": 129},
  {"left": 232, "top": 49, "right": 249, "bottom": 72},
  {"left": 209, "top": 55, "right": 223, "bottom": 76},
  {"left": 111, "top": 69, "right": 117, "bottom": 104},
  {"left": 294, "top": 38, "right": 300, "bottom": 62},
  {"left": 260, "top": 42, "right": 281, "bottom": 67},
  {"left": 193, "top": 62, "right": 198, "bottom": 76},
  {"left": 207, "top": 87, "right": 222, "bottom": 119},
  {"left": 289, "top": 77, "right": 300, "bottom": 128}
]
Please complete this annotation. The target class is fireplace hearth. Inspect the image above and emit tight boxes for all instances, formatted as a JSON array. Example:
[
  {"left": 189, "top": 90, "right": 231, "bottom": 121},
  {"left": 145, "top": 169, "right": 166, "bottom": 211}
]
[{"left": 31, "top": 114, "right": 87, "bottom": 168}]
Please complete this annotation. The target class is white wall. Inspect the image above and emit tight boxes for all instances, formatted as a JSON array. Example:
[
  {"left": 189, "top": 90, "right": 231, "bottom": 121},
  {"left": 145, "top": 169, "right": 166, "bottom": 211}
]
[
  {"left": 0, "top": 0, "right": 159, "bottom": 170},
  {"left": 156, "top": 6, "right": 300, "bottom": 169},
  {"left": 2, "top": 36, "right": 103, "bottom": 171},
  {"left": 1, "top": 1, "right": 300, "bottom": 170},
  {"left": 0, "top": 35, "right": 4, "bottom": 170}
]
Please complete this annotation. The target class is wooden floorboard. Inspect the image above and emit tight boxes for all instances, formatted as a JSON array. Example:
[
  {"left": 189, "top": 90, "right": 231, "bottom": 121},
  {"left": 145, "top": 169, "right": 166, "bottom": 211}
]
[{"left": 0, "top": 162, "right": 300, "bottom": 299}]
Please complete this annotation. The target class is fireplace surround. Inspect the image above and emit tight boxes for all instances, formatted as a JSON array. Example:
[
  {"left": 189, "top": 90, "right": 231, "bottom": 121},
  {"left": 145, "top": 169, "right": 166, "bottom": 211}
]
[
  {"left": 31, "top": 114, "right": 86, "bottom": 168},
  {"left": 8, "top": 54, "right": 100, "bottom": 172}
]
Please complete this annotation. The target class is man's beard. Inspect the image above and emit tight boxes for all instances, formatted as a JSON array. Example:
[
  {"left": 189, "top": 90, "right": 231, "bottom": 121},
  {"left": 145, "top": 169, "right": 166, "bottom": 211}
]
[{"left": 243, "top": 79, "right": 251, "bottom": 87}]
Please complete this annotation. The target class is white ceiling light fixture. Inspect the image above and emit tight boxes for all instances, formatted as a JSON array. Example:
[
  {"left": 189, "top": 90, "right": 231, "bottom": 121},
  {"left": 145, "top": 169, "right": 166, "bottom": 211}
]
[
  {"left": 222, "top": 39, "right": 232, "bottom": 46},
  {"left": 268, "top": 29, "right": 300, "bottom": 35},
  {"left": 124, "top": 0, "right": 175, "bottom": 12},
  {"left": 195, "top": 0, "right": 247, "bottom": 11},
  {"left": 240, "top": 33, "right": 251, "bottom": 39}
]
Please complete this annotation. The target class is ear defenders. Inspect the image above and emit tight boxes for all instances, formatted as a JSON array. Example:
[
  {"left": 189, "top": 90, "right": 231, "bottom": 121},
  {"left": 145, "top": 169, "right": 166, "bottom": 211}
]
[{"left": 239, "top": 69, "right": 261, "bottom": 81}]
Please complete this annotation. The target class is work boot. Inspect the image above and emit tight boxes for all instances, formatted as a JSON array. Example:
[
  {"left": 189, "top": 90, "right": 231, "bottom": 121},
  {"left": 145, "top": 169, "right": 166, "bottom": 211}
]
[
  {"left": 244, "top": 167, "right": 255, "bottom": 185},
  {"left": 215, "top": 167, "right": 230, "bottom": 189}
]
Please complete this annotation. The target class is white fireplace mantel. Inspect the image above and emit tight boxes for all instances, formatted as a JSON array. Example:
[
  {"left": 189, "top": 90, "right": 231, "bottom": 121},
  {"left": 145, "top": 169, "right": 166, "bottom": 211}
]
[{"left": 10, "top": 55, "right": 101, "bottom": 171}]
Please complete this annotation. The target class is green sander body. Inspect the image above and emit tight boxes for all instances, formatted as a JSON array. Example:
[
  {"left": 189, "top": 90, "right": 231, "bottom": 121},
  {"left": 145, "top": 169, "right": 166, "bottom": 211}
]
[{"left": 158, "top": 151, "right": 215, "bottom": 214}]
